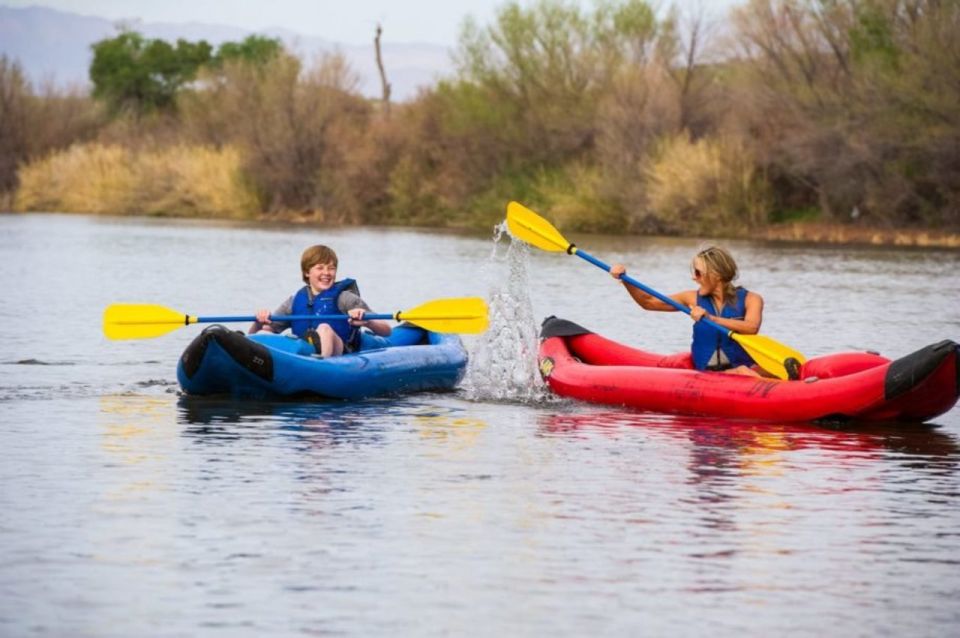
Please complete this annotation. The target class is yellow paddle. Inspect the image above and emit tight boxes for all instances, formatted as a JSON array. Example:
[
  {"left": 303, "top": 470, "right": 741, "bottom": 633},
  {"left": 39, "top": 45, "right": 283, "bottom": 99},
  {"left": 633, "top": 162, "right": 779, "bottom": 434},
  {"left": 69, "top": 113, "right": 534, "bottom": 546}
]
[
  {"left": 103, "top": 297, "right": 489, "bottom": 340},
  {"left": 505, "top": 201, "right": 806, "bottom": 380}
]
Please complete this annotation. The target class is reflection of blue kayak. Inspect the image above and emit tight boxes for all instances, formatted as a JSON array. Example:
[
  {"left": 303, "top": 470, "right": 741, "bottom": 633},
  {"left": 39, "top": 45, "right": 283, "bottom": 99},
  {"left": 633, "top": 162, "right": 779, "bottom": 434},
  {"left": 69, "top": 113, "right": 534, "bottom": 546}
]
[{"left": 177, "top": 324, "right": 468, "bottom": 400}]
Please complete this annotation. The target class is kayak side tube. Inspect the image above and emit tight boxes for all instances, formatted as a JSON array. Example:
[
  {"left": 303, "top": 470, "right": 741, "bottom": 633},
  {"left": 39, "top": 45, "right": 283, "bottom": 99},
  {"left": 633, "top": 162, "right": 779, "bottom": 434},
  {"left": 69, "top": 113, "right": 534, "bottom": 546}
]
[
  {"left": 177, "top": 324, "right": 467, "bottom": 400},
  {"left": 537, "top": 316, "right": 959, "bottom": 423}
]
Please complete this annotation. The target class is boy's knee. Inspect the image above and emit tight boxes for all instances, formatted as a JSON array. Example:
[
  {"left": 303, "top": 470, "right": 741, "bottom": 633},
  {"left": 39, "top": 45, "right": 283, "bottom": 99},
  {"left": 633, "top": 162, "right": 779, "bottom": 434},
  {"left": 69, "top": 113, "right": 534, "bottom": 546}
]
[{"left": 317, "top": 324, "right": 334, "bottom": 337}]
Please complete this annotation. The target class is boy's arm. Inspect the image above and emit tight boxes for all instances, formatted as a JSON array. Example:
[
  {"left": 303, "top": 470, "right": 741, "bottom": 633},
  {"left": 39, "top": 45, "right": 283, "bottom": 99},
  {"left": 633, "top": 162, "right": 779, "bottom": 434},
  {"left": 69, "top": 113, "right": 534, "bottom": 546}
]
[
  {"left": 339, "top": 292, "right": 392, "bottom": 336},
  {"left": 250, "top": 296, "right": 294, "bottom": 334},
  {"left": 337, "top": 291, "right": 370, "bottom": 314}
]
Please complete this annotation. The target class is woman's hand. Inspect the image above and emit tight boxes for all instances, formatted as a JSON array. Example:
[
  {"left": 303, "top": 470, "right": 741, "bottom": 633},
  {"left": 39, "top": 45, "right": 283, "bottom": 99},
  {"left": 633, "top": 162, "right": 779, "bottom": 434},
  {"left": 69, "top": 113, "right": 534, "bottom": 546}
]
[
  {"left": 689, "top": 306, "right": 708, "bottom": 322},
  {"left": 610, "top": 263, "right": 626, "bottom": 280}
]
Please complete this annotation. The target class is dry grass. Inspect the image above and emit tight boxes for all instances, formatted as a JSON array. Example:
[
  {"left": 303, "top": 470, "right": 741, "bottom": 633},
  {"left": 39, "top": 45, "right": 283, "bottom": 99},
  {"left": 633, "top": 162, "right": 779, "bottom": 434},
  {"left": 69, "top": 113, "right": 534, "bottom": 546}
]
[
  {"left": 761, "top": 223, "right": 960, "bottom": 248},
  {"left": 15, "top": 143, "right": 259, "bottom": 217},
  {"left": 644, "top": 134, "right": 771, "bottom": 234}
]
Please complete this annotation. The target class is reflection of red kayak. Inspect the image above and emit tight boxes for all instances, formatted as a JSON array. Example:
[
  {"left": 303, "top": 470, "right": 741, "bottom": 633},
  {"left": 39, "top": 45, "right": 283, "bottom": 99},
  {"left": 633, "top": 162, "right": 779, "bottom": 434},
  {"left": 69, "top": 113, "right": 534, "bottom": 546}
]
[
  {"left": 539, "top": 411, "right": 959, "bottom": 457},
  {"left": 538, "top": 317, "right": 960, "bottom": 423}
]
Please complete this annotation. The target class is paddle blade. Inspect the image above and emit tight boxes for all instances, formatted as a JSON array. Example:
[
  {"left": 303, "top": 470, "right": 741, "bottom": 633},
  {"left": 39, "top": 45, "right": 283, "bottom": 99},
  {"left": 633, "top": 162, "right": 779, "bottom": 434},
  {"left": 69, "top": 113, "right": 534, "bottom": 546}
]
[
  {"left": 732, "top": 332, "right": 807, "bottom": 380},
  {"left": 398, "top": 297, "right": 489, "bottom": 334},
  {"left": 505, "top": 201, "right": 572, "bottom": 252},
  {"left": 103, "top": 303, "right": 194, "bottom": 340}
]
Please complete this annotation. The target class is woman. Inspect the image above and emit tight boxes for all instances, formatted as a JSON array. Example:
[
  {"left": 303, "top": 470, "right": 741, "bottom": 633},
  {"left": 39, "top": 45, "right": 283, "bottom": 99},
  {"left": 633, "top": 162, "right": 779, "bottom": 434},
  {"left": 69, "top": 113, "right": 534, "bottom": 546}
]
[{"left": 610, "top": 246, "right": 763, "bottom": 376}]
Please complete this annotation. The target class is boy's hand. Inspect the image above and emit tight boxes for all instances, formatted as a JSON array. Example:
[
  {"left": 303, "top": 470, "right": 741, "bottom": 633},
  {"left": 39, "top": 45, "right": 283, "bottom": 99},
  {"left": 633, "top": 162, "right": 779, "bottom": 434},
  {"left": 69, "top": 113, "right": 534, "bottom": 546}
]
[
  {"left": 347, "top": 308, "right": 367, "bottom": 326},
  {"left": 250, "top": 308, "right": 275, "bottom": 334}
]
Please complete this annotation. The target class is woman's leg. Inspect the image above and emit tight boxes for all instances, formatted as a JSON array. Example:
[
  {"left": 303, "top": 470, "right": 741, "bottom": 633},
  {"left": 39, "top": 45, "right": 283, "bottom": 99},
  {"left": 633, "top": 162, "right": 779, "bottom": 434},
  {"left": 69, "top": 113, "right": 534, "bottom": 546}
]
[{"left": 723, "top": 365, "right": 762, "bottom": 377}]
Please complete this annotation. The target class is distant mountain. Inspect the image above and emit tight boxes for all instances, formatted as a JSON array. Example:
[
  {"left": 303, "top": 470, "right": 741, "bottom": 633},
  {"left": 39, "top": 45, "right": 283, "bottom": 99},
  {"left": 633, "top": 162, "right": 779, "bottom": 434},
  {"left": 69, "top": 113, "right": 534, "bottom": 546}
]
[{"left": 0, "top": 5, "right": 455, "bottom": 100}]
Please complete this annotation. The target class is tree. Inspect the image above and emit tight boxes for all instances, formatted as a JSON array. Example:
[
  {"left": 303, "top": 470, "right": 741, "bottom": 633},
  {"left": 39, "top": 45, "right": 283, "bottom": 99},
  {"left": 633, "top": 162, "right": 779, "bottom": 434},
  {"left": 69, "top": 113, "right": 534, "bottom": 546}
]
[
  {"left": 732, "top": 0, "right": 960, "bottom": 226},
  {"left": 90, "top": 31, "right": 212, "bottom": 114},
  {"left": 0, "top": 56, "right": 29, "bottom": 194},
  {"left": 213, "top": 35, "right": 282, "bottom": 67},
  {"left": 180, "top": 51, "right": 367, "bottom": 215},
  {"left": 374, "top": 24, "right": 392, "bottom": 118},
  {"left": 1, "top": 56, "right": 102, "bottom": 197}
]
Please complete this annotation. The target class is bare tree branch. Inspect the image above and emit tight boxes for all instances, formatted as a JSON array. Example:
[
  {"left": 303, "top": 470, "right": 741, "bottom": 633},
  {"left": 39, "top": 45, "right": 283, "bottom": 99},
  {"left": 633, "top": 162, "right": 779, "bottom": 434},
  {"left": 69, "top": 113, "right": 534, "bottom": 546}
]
[{"left": 374, "top": 23, "right": 392, "bottom": 118}]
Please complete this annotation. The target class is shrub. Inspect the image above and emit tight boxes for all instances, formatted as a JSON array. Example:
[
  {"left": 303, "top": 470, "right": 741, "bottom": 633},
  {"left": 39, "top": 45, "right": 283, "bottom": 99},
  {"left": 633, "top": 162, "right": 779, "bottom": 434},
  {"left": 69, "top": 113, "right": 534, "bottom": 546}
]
[
  {"left": 179, "top": 52, "right": 369, "bottom": 219},
  {"left": 0, "top": 56, "right": 104, "bottom": 197},
  {"left": 644, "top": 134, "right": 771, "bottom": 235},
  {"left": 15, "top": 143, "right": 259, "bottom": 217},
  {"left": 731, "top": 0, "right": 960, "bottom": 228},
  {"left": 530, "top": 163, "right": 624, "bottom": 233}
]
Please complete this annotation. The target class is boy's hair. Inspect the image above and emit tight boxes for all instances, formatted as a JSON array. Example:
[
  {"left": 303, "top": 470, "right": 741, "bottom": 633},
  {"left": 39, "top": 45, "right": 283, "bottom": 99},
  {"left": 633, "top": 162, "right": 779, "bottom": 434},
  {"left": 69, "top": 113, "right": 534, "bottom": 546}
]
[{"left": 301, "top": 245, "right": 338, "bottom": 282}]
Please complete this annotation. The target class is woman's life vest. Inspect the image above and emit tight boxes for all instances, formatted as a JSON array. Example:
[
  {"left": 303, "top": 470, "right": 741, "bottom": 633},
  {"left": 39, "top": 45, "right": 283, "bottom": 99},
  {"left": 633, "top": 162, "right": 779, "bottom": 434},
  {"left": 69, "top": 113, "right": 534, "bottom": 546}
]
[
  {"left": 691, "top": 287, "right": 755, "bottom": 371},
  {"left": 290, "top": 279, "right": 359, "bottom": 345}
]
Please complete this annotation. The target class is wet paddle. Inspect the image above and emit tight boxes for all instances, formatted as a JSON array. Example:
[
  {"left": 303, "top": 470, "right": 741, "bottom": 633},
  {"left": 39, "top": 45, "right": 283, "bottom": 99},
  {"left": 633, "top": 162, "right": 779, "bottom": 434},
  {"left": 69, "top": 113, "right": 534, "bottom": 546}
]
[
  {"left": 103, "top": 297, "right": 489, "bottom": 340},
  {"left": 505, "top": 201, "right": 805, "bottom": 379}
]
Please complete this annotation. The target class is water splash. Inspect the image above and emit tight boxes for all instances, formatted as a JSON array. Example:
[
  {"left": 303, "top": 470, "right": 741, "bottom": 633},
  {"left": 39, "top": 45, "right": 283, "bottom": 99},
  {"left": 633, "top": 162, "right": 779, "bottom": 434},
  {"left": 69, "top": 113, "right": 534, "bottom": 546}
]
[{"left": 462, "top": 222, "right": 552, "bottom": 403}]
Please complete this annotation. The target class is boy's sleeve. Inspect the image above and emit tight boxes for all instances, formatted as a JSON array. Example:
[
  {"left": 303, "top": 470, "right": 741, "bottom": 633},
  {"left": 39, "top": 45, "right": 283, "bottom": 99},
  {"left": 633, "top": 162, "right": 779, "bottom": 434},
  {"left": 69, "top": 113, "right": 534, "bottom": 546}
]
[
  {"left": 251, "top": 296, "right": 294, "bottom": 334},
  {"left": 337, "top": 291, "right": 372, "bottom": 314},
  {"left": 269, "top": 296, "right": 295, "bottom": 333}
]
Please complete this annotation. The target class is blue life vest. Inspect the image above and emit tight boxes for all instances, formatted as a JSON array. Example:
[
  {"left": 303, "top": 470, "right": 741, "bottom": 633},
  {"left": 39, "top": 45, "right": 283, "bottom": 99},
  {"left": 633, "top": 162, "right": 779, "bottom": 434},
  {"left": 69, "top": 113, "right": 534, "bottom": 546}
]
[
  {"left": 290, "top": 279, "right": 359, "bottom": 345},
  {"left": 691, "top": 287, "right": 754, "bottom": 371}
]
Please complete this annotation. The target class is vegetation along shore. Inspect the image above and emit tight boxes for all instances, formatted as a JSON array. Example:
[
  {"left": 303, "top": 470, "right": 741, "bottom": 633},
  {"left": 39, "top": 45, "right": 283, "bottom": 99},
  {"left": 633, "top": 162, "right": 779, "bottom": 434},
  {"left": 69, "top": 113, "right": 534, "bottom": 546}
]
[{"left": 1, "top": 0, "right": 957, "bottom": 247}]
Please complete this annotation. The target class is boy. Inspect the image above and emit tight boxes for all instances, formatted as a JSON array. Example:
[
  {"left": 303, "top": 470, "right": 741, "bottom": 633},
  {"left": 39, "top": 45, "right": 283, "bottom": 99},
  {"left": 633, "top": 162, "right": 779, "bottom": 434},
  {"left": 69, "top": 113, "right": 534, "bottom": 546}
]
[{"left": 250, "top": 245, "right": 392, "bottom": 357}]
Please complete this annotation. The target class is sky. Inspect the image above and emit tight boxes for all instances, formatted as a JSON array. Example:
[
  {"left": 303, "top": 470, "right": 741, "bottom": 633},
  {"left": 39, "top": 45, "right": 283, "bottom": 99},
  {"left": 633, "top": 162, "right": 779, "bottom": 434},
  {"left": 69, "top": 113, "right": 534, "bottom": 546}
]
[{"left": 4, "top": 0, "right": 740, "bottom": 46}]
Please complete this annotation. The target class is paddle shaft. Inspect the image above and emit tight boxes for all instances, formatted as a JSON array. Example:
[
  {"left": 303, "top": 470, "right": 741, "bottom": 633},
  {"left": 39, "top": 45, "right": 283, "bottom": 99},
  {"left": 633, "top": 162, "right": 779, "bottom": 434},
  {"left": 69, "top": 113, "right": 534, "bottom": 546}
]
[
  {"left": 572, "top": 248, "right": 733, "bottom": 337},
  {"left": 193, "top": 313, "right": 397, "bottom": 325},
  {"left": 104, "top": 297, "right": 488, "bottom": 339},
  {"left": 505, "top": 201, "right": 802, "bottom": 377}
]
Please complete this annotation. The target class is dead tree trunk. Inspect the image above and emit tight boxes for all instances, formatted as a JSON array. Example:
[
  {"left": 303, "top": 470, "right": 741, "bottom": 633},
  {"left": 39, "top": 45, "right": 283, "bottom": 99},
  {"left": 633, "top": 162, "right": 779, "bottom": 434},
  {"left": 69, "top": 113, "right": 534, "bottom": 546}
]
[{"left": 374, "top": 23, "right": 392, "bottom": 118}]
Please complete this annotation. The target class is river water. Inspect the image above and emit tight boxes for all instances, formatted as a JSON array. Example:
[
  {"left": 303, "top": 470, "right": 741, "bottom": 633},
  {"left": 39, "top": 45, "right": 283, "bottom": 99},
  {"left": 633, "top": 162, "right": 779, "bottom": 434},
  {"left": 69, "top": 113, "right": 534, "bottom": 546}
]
[{"left": 1, "top": 213, "right": 959, "bottom": 636}]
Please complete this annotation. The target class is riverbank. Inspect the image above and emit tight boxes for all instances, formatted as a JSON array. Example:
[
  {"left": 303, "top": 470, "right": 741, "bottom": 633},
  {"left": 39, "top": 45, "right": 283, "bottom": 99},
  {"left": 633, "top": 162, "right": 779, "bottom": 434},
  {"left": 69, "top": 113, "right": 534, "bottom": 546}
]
[
  {"left": 758, "top": 222, "right": 960, "bottom": 248},
  {"left": 6, "top": 208, "right": 959, "bottom": 248},
  {"left": 259, "top": 208, "right": 960, "bottom": 249}
]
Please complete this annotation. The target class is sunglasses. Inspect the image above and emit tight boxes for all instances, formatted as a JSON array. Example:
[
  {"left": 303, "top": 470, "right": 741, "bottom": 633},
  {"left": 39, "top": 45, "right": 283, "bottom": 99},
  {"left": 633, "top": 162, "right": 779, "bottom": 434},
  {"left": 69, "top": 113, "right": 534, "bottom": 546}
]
[{"left": 693, "top": 267, "right": 705, "bottom": 279}]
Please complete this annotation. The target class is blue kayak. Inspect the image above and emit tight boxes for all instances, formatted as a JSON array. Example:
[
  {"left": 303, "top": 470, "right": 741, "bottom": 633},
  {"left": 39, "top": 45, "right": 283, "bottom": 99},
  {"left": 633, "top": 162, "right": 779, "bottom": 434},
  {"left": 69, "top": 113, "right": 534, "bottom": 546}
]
[{"left": 177, "top": 324, "right": 468, "bottom": 400}]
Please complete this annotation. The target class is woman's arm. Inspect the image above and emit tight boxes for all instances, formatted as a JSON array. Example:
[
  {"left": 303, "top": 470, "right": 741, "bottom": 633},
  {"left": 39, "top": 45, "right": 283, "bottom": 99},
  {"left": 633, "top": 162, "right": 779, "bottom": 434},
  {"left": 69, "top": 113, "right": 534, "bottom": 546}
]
[
  {"left": 610, "top": 263, "right": 692, "bottom": 312},
  {"left": 624, "top": 284, "right": 693, "bottom": 312}
]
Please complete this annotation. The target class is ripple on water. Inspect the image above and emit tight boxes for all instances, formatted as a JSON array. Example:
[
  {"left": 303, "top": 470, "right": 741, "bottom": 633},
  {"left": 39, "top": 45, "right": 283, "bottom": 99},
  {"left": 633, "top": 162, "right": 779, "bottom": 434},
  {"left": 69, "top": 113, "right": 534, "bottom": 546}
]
[{"left": 2, "top": 215, "right": 959, "bottom": 637}]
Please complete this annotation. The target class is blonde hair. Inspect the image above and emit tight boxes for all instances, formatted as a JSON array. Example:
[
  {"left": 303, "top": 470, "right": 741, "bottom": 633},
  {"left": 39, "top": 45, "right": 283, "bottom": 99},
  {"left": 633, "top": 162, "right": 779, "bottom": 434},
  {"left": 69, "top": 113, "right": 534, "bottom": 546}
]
[
  {"left": 695, "top": 245, "right": 739, "bottom": 305},
  {"left": 300, "top": 245, "right": 338, "bottom": 282}
]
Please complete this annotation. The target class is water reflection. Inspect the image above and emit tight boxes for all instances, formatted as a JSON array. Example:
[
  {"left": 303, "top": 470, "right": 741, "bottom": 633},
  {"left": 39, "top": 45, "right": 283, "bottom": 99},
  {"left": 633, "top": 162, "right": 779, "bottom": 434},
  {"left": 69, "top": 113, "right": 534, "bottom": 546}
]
[
  {"left": 414, "top": 413, "right": 487, "bottom": 457},
  {"left": 173, "top": 395, "right": 494, "bottom": 546},
  {"left": 538, "top": 409, "right": 960, "bottom": 594},
  {"left": 5, "top": 213, "right": 960, "bottom": 636},
  {"left": 538, "top": 410, "right": 960, "bottom": 462},
  {"left": 177, "top": 397, "right": 413, "bottom": 455},
  {"left": 98, "top": 394, "right": 177, "bottom": 500},
  {"left": 538, "top": 409, "right": 959, "bottom": 524},
  {"left": 176, "top": 395, "right": 489, "bottom": 454}
]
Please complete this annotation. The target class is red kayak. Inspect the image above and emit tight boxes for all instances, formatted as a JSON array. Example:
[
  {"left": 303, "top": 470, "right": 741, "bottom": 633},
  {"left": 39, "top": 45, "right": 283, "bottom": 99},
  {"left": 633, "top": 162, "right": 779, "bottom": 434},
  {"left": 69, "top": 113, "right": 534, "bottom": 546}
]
[{"left": 538, "top": 317, "right": 960, "bottom": 423}]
